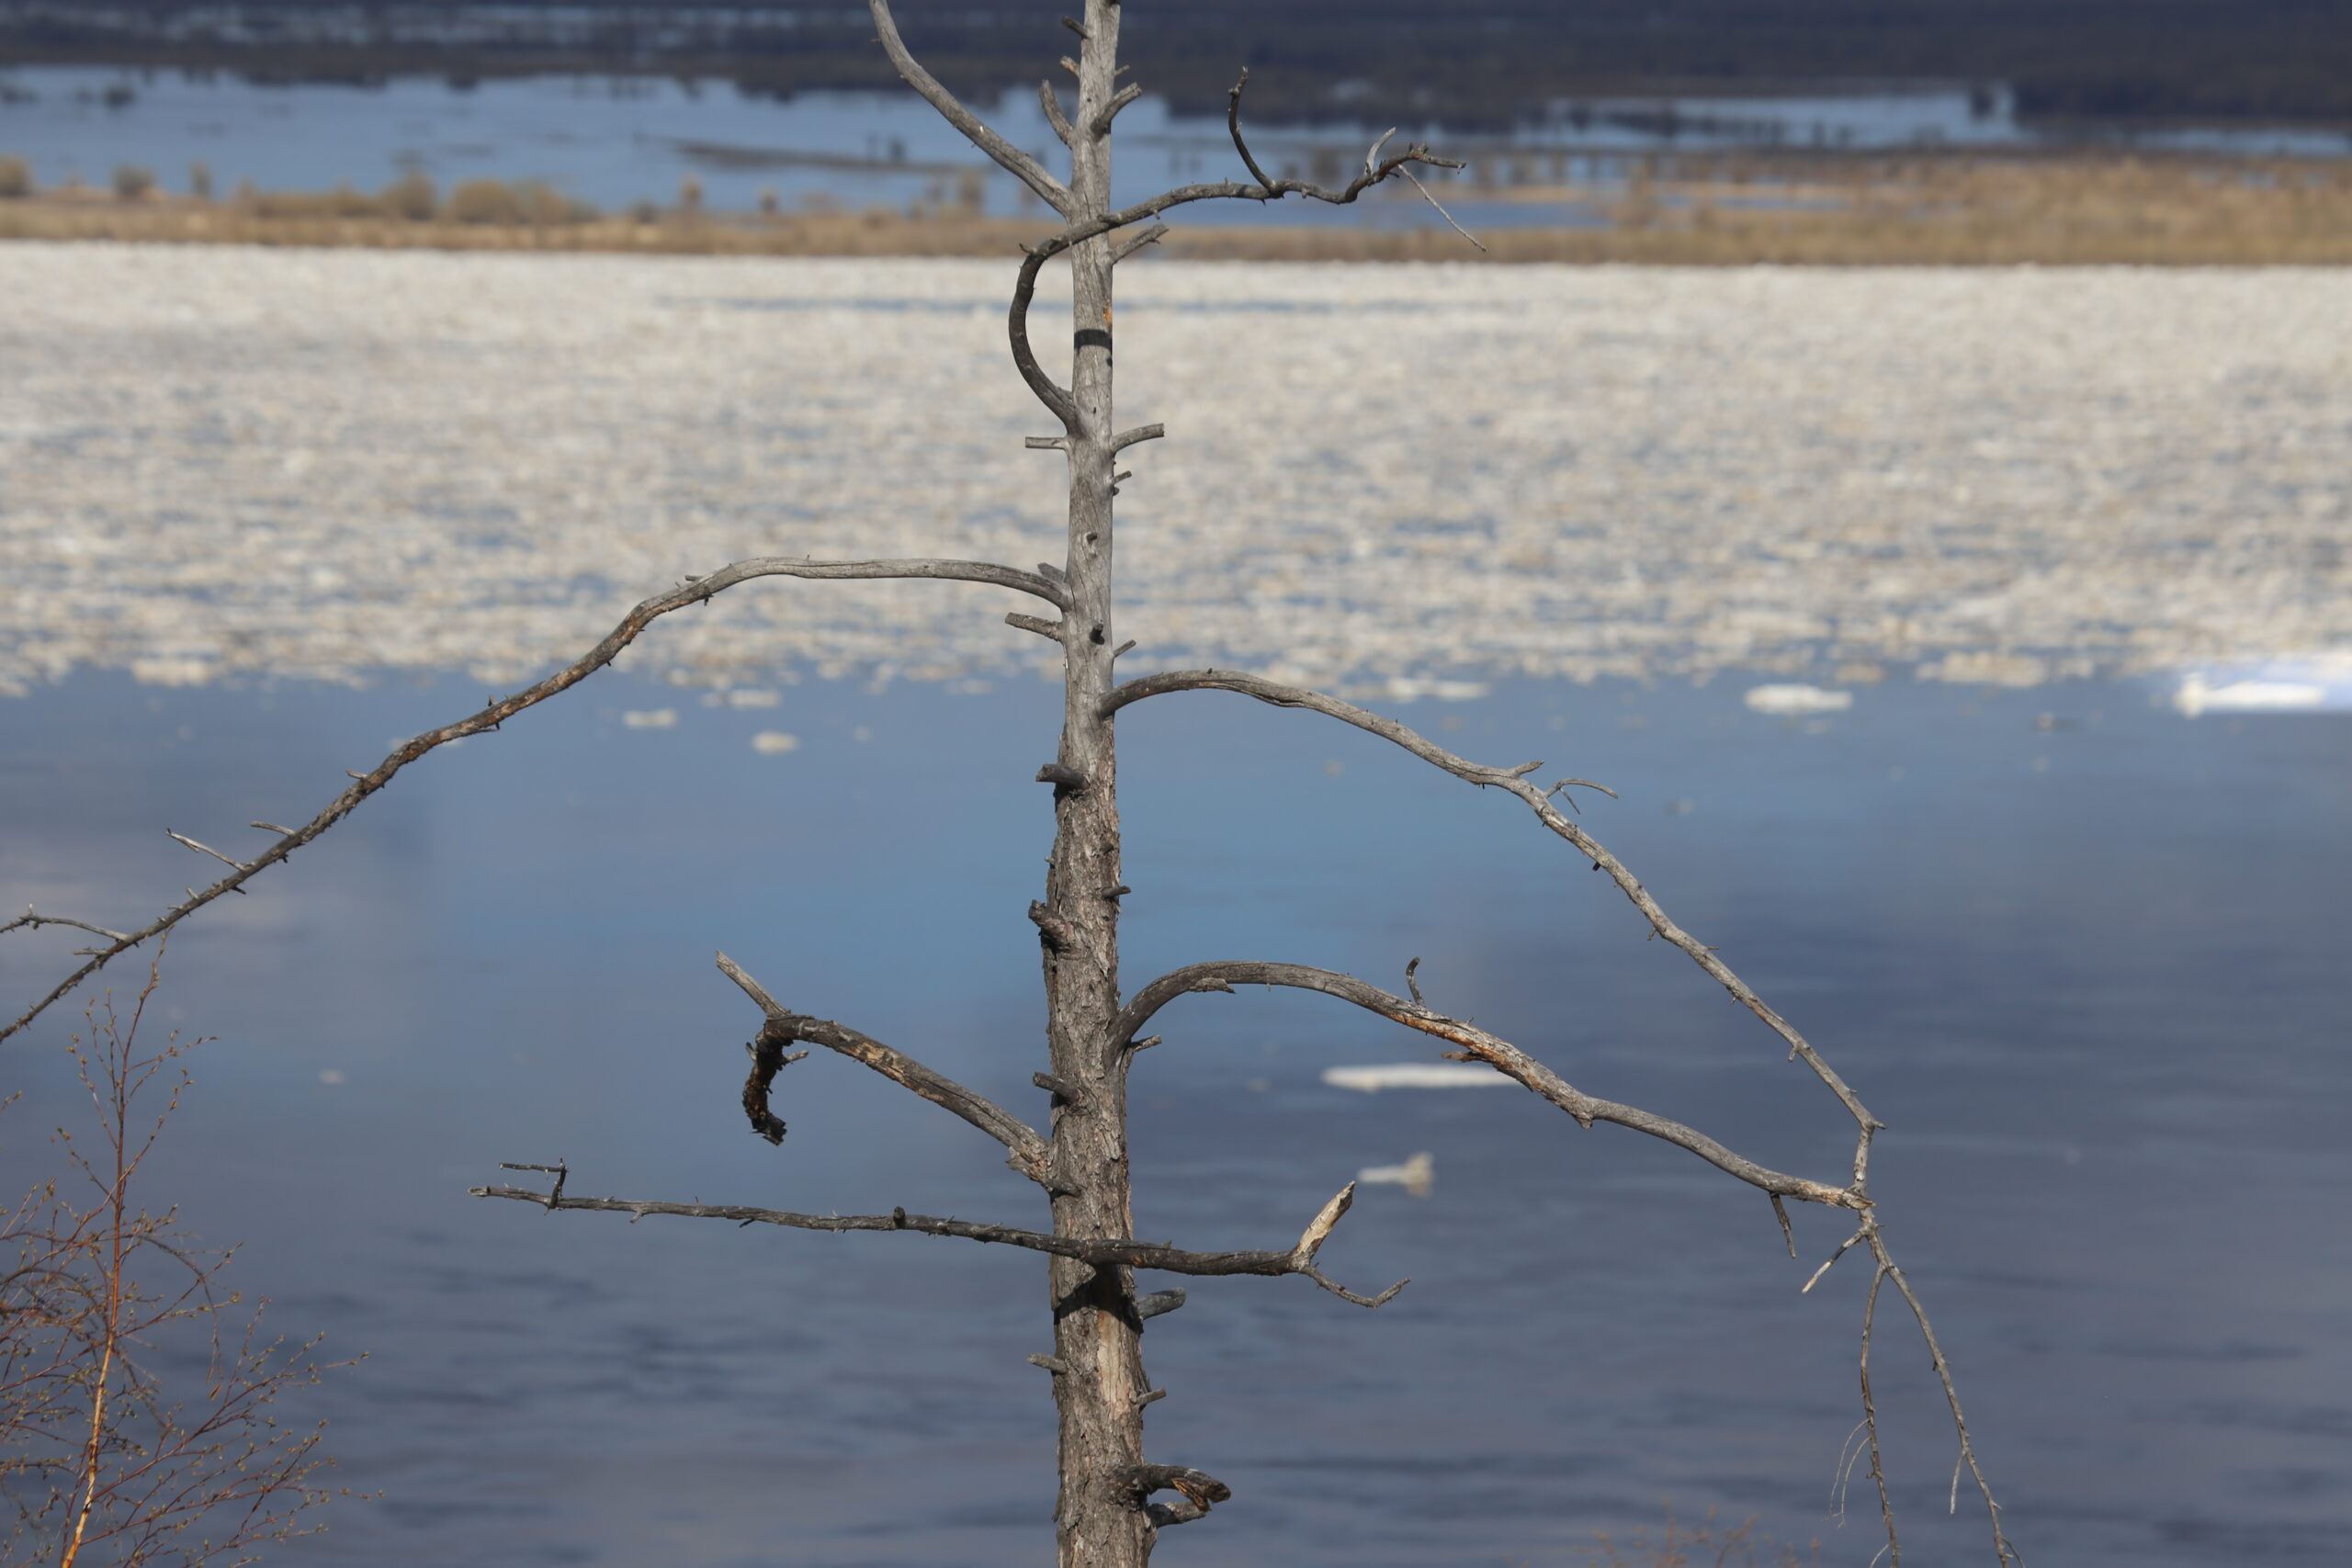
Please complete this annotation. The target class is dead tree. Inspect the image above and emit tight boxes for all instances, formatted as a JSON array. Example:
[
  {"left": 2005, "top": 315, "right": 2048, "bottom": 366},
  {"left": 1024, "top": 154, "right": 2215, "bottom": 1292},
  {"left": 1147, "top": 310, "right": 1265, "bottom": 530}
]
[{"left": 2, "top": 5, "right": 2018, "bottom": 1565}]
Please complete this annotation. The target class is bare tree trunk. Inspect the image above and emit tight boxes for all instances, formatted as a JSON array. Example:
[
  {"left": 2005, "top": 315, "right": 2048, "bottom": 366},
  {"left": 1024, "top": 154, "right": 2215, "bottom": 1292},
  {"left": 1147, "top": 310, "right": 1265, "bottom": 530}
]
[
  {"left": 1041, "top": 6, "right": 1148, "bottom": 1565},
  {"left": 14, "top": 6, "right": 2018, "bottom": 1566}
]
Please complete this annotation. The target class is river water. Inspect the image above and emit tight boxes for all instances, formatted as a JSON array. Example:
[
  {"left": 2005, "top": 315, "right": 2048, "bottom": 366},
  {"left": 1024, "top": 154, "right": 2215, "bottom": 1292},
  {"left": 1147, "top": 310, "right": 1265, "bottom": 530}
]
[
  {"left": 5, "top": 664, "right": 2348, "bottom": 1566},
  {"left": 2, "top": 250, "right": 2348, "bottom": 1565}
]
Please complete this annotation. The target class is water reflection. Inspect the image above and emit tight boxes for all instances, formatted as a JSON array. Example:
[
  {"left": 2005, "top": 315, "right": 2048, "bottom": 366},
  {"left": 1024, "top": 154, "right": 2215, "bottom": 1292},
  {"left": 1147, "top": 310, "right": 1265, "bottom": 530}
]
[{"left": 3, "top": 668, "right": 2345, "bottom": 1565}]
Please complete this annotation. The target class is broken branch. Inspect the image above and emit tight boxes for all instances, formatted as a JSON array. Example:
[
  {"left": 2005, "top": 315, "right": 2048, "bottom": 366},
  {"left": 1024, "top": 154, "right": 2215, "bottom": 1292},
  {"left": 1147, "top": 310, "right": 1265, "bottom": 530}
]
[
  {"left": 469, "top": 1177, "right": 1403, "bottom": 1303},
  {"left": 716, "top": 952, "right": 1050, "bottom": 1182}
]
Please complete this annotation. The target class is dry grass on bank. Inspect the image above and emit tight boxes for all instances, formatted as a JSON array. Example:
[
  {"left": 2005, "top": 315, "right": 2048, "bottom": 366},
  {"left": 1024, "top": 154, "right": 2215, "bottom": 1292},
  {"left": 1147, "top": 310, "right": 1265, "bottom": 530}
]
[{"left": 4, "top": 154, "right": 2350, "bottom": 264}]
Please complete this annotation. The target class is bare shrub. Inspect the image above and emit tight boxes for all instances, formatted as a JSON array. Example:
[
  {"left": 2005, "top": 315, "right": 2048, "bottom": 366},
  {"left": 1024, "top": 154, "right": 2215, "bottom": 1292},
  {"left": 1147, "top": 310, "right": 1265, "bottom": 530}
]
[
  {"left": 379, "top": 171, "right": 437, "bottom": 221},
  {"left": 444, "top": 178, "right": 522, "bottom": 224},
  {"left": 514, "top": 179, "right": 595, "bottom": 224},
  {"left": 0, "top": 157, "right": 33, "bottom": 199},
  {"left": 109, "top": 165, "right": 154, "bottom": 203},
  {"left": 0, "top": 961, "right": 345, "bottom": 1564},
  {"left": 186, "top": 163, "right": 211, "bottom": 201},
  {"left": 444, "top": 178, "right": 594, "bottom": 226}
]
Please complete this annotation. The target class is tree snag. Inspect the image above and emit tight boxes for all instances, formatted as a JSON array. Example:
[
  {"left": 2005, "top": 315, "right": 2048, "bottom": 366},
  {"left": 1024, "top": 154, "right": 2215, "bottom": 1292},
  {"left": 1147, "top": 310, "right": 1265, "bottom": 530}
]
[{"left": 4, "top": 5, "right": 2018, "bottom": 1565}]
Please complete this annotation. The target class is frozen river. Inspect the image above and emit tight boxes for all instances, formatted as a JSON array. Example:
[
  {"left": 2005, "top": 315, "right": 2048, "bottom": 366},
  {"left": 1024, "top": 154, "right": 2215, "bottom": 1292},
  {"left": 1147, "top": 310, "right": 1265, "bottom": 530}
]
[
  {"left": 2, "top": 249, "right": 2349, "bottom": 1566},
  {"left": 4, "top": 248, "right": 2348, "bottom": 700}
]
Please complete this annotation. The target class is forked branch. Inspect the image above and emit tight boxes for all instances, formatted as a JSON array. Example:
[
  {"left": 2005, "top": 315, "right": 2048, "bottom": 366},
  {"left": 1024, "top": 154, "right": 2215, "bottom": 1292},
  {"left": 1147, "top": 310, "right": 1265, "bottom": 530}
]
[
  {"left": 1103, "top": 671, "right": 2018, "bottom": 1564},
  {"left": 1864, "top": 1223, "right": 2020, "bottom": 1568},
  {"left": 715, "top": 952, "right": 1052, "bottom": 1184},
  {"left": 1112, "top": 960, "right": 1859, "bottom": 1212},
  {"left": 0, "top": 556, "right": 1067, "bottom": 1047}
]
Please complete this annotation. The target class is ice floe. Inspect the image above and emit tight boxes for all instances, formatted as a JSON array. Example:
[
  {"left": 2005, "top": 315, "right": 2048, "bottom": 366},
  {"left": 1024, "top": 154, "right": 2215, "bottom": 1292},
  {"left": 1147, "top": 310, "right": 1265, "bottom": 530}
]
[
  {"left": 1743, "top": 683, "right": 1854, "bottom": 715},
  {"left": 1356, "top": 1151, "right": 1434, "bottom": 1197},
  {"left": 1322, "top": 1063, "right": 1512, "bottom": 1092},
  {"left": 2174, "top": 655, "right": 2352, "bottom": 715},
  {"left": 4, "top": 248, "right": 2346, "bottom": 698}
]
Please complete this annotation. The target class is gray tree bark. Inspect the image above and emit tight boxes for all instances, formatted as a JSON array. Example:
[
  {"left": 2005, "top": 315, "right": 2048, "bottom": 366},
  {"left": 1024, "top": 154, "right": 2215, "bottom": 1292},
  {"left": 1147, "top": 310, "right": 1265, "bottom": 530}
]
[{"left": 1037, "top": 8, "right": 1151, "bottom": 1563}]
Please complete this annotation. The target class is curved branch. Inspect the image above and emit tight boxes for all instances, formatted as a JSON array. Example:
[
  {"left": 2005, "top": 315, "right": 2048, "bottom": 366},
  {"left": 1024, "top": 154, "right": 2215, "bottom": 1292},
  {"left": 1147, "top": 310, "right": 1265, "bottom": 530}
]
[
  {"left": 868, "top": 0, "right": 1071, "bottom": 216},
  {"left": 1009, "top": 244, "right": 1080, "bottom": 429},
  {"left": 1110, "top": 223, "right": 1170, "bottom": 265},
  {"left": 1103, "top": 668, "right": 1592, "bottom": 794},
  {"left": 1111, "top": 960, "right": 1860, "bottom": 1212},
  {"left": 1225, "top": 70, "right": 1276, "bottom": 188},
  {"left": 716, "top": 953, "right": 1051, "bottom": 1185},
  {"left": 0, "top": 556, "right": 1068, "bottom": 1047},
  {"left": 1039, "top": 81, "right": 1075, "bottom": 148},
  {"left": 1101, "top": 669, "right": 1879, "bottom": 1135},
  {"left": 469, "top": 1175, "right": 1405, "bottom": 1305},
  {"left": 1001, "top": 104, "right": 1468, "bottom": 431},
  {"left": 2, "top": 911, "right": 130, "bottom": 946},
  {"left": 1091, "top": 82, "right": 1144, "bottom": 139}
]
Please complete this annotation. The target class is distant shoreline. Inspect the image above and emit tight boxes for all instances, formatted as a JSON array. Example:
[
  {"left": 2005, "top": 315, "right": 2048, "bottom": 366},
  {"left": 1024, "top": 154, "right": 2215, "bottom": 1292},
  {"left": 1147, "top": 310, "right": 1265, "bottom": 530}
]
[
  {"left": 7, "top": 0, "right": 2350, "bottom": 133},
  {"left": 6, "top": 151, "right": 2351, "bottom": 265}
]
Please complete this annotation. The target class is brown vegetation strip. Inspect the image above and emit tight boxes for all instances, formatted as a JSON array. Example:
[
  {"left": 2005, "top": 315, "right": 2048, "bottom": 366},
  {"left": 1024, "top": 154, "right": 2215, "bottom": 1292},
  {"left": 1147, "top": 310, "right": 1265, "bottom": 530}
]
[{"left": 6, "top": 152, "right": 2352, "bottom": 265}]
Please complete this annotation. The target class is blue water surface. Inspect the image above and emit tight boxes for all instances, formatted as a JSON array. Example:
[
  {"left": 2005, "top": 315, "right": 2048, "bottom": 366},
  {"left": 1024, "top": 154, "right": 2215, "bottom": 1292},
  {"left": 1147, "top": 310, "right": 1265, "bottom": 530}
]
[{"left": 1, "top": 666, "right": 2346, "bottom": 1566}]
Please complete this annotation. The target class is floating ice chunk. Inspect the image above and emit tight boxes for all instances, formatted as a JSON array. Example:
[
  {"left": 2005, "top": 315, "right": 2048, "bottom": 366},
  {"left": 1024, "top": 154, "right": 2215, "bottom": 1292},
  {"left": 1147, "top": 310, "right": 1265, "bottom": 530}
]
[
  {"left": 2175, "top": 678, "right": 2327, "bottom": 716},
  {"left": 1743, "top": 683, "right": 1853, "bottom": 716},
  {"left": 1917, "top": 652, "right": 2050, "bottom": 687},
  {"left": 726, "top": 688, "right": 782, "bottom": 708},
  {"left": 621, "top": 708, "right": 677, "bottom": 728},
  {"left": 2175, "top": 657, "right": 2352, "bottom": 716},
  {"left": 130, "top": 656, "right": 218, "bottom": 687},
  {"left": 1382, "top": 678, "right": 1491, "bottom": 704},
  {"left": 1357, "top": 1151, "right": 1434, "bottom": 1197},
  {"left": 1321, "top": 1063, "right": 1510, "bottom": 1092},
  {"left": 750, "top": 730, "right": 799, "bottom": 754}
]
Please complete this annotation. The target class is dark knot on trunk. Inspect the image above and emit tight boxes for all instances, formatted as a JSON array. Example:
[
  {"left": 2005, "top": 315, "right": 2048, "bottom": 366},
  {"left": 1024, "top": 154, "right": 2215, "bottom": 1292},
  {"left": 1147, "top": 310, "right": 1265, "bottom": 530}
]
[
  {"left": 1119, "top": 1464, "right": 1230, "bottom": 1528},
  {"left": 1029, "top": 900, "right": 1079, "bottom": 951}
]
